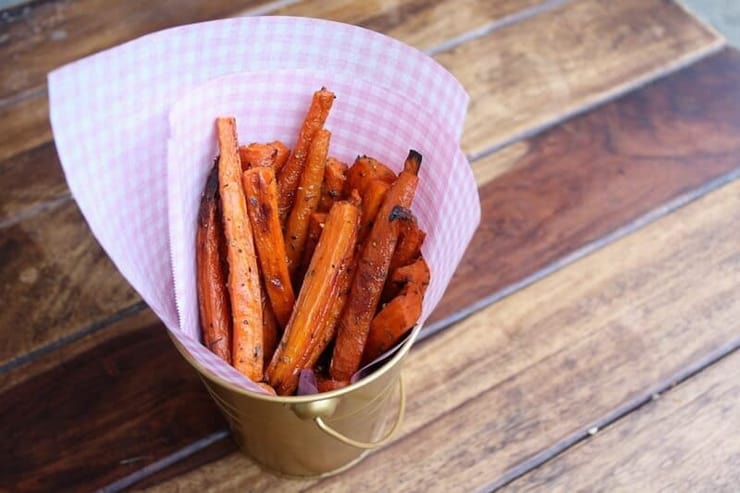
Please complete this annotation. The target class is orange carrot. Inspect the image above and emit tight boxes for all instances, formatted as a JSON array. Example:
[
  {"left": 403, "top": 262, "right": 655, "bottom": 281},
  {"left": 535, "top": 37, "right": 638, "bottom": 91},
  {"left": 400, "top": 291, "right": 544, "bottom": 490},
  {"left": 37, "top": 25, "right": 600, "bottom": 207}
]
[
  {"left": 284, "top": 128, "right": 330, "bottom": 279},
  {"left": 316, "top": 376, "right": 349, "bottom": 393},
  {"left": 261, "top": 284, "right": 279, "bottom": 367},
  {"left": 383, "top": 208, "right": 426, "bottom": 300},
  {"left": 330, "top": 150, "right": 422, "bottom": 382},
  {"left": 216, "top": 117, "right": 263, "bottom": 381},
  {"left": 267, "top": 199, "right": 360, "bottom": 395},
  {"left": 239, "top": 143, "right": 277, "bottom": 170},
  {"left": 270, "top": 141, "right": 290, "bottom": 175},
  {"left": 362, "top": 258, "right": 430, "bottom": 365},
  {"left": 358, "top": 179, "right": 390, "bottom": 245},
  {"left": 343, "top": 155, "right": 397, "bottom": 197},
  {"left": 318, "top": 157, "right": 348, "bottom": 212},
  {"left": 242, "top": 166, "right": 295, "bottom": 328},
  {"left": 196, "top": 164, "right": 232, "bottom": 363},
  {"left": 278, "top": 88, "right": 335, "bottom": 224},
  {"left": 238, "top": 141, "right": 290, "bottom": 172},
  {"left": 297, "top": 212, "right": 327, "bottom": 286},
  {"left": 297, "top": 191, "right": 361, "bottom": 374}
]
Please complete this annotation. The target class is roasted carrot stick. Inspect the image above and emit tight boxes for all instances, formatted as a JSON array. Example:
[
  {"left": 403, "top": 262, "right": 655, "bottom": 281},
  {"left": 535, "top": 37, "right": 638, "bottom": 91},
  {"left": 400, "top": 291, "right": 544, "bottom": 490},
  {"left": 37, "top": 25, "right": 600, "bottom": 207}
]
[
  {"left": 242, "top": 166, "right": 295, "bottom": 328},
  {"left": 278, "top": 88, "right": 335, "bottom": 224},
  {"left": 297, "top": 191, "right": 361, "bottom": 374},
  {"left": 271, "top": 141, "right": 290, "bottom": 175},
  {"left": 284, "top": 128, "right": 330, "bottom": 279},
  {"left": 196, "top": 164, "right": 232, "bottom": 363},
  {"left": 330, "top": 150, "right": 422, "bottom": 381},
  {"left": 318, "top": 157, "right": 348, "bottom": 212},
  {"left": 261, "top": 284, "right": 279, "bottom": 367},
  {"left": 267, "top": 199, "right": 360, "bottom": 396},
  {"left": 343, "top": 155, "right": 397, "bottom": 197},
  {"left": 297, "top": 212, "right": 327, "bottom": 286},
  {"left": 362, "top": 258, "right": 430, "bottom": 365},
  {"left": 239, "top": 143, "right": 276, "bottom": 170},
  {"left": 358, "top": 178, "right": 390, "bottom": 245},
  {"left": 238, "top": 141, "right": 290, "bottom": 172},
  {"left": 383, "top": 208, "right": 426, "bottom": 300},
  {"left": 216, "top": 117, "right": 263, "bottom": 381},
  {"left": 317, "top": 376, "right": 349, "bottom": 393}
]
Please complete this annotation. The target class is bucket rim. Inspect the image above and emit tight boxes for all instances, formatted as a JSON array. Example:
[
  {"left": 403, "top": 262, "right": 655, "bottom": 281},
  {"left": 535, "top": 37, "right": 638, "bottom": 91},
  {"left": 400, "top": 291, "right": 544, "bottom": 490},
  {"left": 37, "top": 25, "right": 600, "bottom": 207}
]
[{"left": 168, "top": 324, "right": 422, "bottom": 403}]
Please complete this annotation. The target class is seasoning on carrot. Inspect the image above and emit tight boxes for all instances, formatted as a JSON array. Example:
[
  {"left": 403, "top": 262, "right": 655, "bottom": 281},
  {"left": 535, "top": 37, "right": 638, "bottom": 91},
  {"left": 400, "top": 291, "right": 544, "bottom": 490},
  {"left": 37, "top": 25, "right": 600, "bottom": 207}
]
[
  {"left": 318, "top": 157, "right": 348, "bottom": 212},
  {"left": 362, "top": 257, "right": 430, "bottom": 365},
  {"left": 239, "top": 141, "right": 290, "bottom": 172},
  {"left": 358, "top": 178, "right": 390, "bottom": 245},
  {"left": 297, "top": 190, "right": 361, "bottom": 375},
  {"left": 216, "top": 117, "right": 263, "bottom": 381},
  {"left": 284, "top": 128, "right": 331, "bottom": 279},
  {"left": 330, "top": 150, "right": 422, "bottom": 382},
  {"left": 267, "top": 199, "right": 360, "bottom": 396},
  {"left": 297, "top": 212, "right": 327, "bottom": 286},
  {"left": 196, "top": 164, "right": 232, "bottom": 363},
  {"left": 242, "top": 166, "right": 295, "bottom": 328},
  {"left": 278, "top": 88, "right": 335, "bottom": 224},
  {"left": 383, "top": 208, "right": 426, "bottom": 300},
  {"left": 261, "top": 283, "right": 279, "bottom": 367},
  {"left": 343, "top": 155, "right": 397, "bottom": 197}
]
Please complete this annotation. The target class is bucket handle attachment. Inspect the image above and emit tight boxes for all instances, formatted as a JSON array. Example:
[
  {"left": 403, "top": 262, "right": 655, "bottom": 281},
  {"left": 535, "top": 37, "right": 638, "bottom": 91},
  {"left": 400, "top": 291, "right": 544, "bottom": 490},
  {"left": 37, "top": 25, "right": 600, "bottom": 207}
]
[{"left": 292, "top": 375, "right": 406, "bottom": 449}]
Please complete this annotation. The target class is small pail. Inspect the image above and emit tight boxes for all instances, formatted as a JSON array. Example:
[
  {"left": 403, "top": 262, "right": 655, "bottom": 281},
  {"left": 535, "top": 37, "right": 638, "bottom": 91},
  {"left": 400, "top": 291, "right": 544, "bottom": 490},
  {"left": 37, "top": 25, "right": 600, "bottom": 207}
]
[{"left": 169, "top": 325, "right": 420, "bottom": 477}]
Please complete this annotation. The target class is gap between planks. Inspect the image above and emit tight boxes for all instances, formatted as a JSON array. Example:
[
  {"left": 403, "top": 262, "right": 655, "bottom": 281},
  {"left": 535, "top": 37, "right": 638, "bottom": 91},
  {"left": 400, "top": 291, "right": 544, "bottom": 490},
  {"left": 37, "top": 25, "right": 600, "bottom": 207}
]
[{"left": 485, "top": 338, "right": 740, "bottom": 492}]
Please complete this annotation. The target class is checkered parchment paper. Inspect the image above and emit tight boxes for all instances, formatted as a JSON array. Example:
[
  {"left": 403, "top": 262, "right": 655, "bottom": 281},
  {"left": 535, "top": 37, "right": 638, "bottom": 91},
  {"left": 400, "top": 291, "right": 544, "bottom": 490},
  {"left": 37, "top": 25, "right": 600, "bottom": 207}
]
[{"left": 48, "top": 17, "right": 480, "bottom": 392}]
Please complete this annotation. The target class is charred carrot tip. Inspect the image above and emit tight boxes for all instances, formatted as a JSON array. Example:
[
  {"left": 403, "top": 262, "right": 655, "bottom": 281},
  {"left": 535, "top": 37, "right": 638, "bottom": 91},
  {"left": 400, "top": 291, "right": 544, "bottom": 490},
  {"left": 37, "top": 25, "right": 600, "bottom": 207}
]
[
  {"left": 388, "top": 205, "right": 414, "bottom": 222},
  {"left": 405, "top": 149, "right": 422, "bottom": 174}
]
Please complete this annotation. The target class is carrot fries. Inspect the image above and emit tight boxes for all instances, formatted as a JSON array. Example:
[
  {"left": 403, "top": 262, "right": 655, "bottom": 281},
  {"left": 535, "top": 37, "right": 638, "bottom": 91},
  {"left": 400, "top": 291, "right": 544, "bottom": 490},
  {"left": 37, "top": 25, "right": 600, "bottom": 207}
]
[{"left": 216, "top": 117, "right": 263, "bottom": 381}]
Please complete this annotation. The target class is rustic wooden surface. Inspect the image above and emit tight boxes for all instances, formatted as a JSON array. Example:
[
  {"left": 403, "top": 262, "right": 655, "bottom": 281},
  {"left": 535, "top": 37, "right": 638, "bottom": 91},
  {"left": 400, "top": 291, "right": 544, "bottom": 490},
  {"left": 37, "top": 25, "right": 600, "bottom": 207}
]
[
  {"left": 0, "top": 0, "right": 724, "bottom": 376},
  {"left": 503, "top": 350, "right": 740, "bottom": 492},
  {"left": 147, "top": 154, "right": 740, "bottom": 493},
  {"left": 1, "top": 0, "right": 738, "bottom": 491}
]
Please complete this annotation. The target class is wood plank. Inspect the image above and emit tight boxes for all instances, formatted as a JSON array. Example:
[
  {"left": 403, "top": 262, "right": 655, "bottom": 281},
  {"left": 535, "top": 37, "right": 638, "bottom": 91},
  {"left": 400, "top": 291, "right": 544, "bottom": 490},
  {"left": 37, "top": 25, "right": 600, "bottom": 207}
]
[
  {"left": 0, "top": 318, "right": 226, "bottom": 493},
  {"left": 0, "top": 199, "right": 140, "bottom": 367},
  {"left": 131, "top": 49, "right": 740, "bottom": 489},
  {"left": 503, "top": 350, "right": 740, "bottom": 492},
  {"left": 0, "top": 0, "right": 544, "bottom": 165},
  {"left": 273, "top": 0, "right": 547, "bottom": 52},
  {"left": 0, "top": 0, "right": 721, "bottom": 219},
  {"left": 441, "top": 0, "right": 723, "bottom": 157},
  {"left": 0, "top": 303, "right": 151, "bottom": 393},
  {"left": 0, "top": 141, "right": 67, "bottom": 223},
  {"left": 147, "top": 157, "right": 740, "bottom": 493},
  {"left": 0, "top": 0, "right": 272, "bottom": 105},
  {"left": 427, "top": 47, "right": 740, "bottom": 327}
]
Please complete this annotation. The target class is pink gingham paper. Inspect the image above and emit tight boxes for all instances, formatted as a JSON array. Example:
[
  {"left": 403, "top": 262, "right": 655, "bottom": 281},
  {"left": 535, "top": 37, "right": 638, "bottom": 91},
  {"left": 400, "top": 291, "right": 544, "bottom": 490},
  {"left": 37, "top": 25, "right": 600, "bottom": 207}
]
[{"left": 47, "top": 17, "right": 479, "bottom": 393}]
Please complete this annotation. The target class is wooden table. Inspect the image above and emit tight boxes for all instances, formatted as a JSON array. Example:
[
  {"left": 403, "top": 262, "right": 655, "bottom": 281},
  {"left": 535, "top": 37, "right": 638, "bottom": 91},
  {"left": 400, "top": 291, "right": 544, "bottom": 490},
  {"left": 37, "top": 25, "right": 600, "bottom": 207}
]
[{"left": 2, "top": 0, "right": 739, "bottom": 491}]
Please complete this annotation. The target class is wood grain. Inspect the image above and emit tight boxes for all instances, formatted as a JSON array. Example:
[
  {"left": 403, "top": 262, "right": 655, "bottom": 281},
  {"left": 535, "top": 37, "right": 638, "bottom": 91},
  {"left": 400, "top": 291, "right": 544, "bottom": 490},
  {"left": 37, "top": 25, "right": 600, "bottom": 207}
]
[
  {"left": 426, "top": 47, "right": 740, "bottom": 329},
  {"left": 0, "top": 0, "right": 544, "bottom": 165},
  {"left": 274, "top": 0, "right": 547, "bottom": 51},
  {"left": 503, "top": 350, "right": 740, "bottom": 492},
  {"left": 134, "top": 49, "right": 740, "bottom": 489},
  {"left": 147, "top": 161, "right": 740, "bottom": 493},
  {"left": 0, "top": 319, "right": 226, "bottom": 493},
  {"left": 0, "top": 304, "right": 152, "bottom": 393},
  {"left": 0, "top": 141, "right": 67, "bottom": 222},
  {"left": 0, "top": 0, "right": 721, "bottom": 219},
  {"left": 0, "top": 199, "right": 139, "bottom": 367},
  {"left": 440, "top": 0, "right": 723, "bottom": 157},
  {"left": 0, "top": 0, "right": 272, "bottom": 105}
]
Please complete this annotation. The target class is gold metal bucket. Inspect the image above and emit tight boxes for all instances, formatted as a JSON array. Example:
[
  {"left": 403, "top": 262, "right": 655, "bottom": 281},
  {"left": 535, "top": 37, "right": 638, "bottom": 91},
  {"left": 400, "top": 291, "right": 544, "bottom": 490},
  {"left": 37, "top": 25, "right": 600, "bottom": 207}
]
[{"left": 169, "top": 325, "right": 420, "bottom": 477}]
